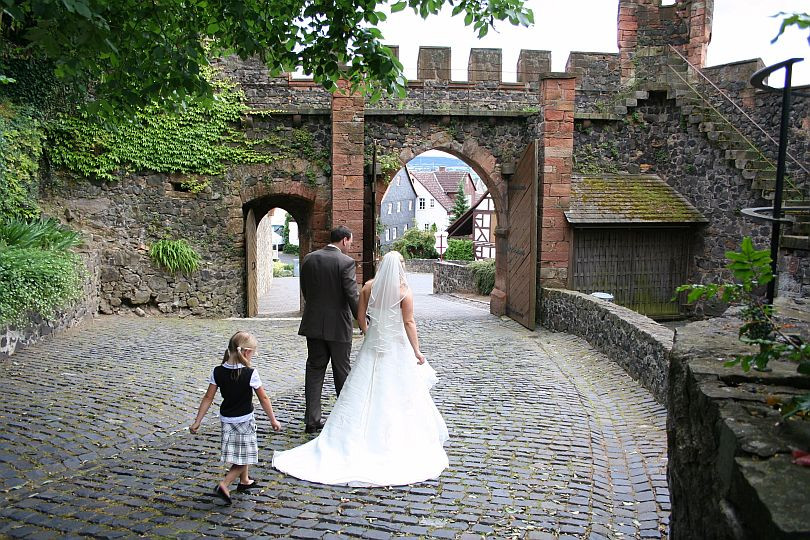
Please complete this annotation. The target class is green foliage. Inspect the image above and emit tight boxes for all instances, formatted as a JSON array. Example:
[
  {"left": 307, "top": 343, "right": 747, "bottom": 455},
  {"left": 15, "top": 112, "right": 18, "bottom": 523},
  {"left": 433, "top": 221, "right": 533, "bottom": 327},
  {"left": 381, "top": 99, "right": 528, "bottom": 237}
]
[
  {"left": 450, "top": 181, "right": 470, "bottom": 222},
  {"left": 149, "top": 239, "right": 201, "bottom": 274},
  {"left": 0, "top": 247, "right": 84, "bottom": 327},
  {"left": 378, "top": 152, "right": 401, "bottom": 178},
  {"left": 47, "top": 78, "right": 282, "bottom": 180},
  {"left": 391, "top": 226, "right": 438, "bottom": 259},
  {"left": 469, "top": 259, "right": 495, "bottom": 295},
  {"left": 282, "top": 213, "right": 291, "bottom": 245},
  {"left": 0, "top": 102, "right": 44, "bottom": 221},
  {"left": 676, "top": 237, "right": 810, "bottom": 419},
  {"left": 273, "top": 261, "right": 294, "bottom": 277},
  {"left": 1, "top": 0, "right": 533, "bottom": 112},
  {"left": 180, "top": 176, "right": 211, "bottom": 194},
  {"left": 282, "top": 243, "right": 300, "bottom": 255},
  {"left": 771, "top": 12, "right": 810, "bottom": 45},
  {"left": 0, "top": 217, "right": 81, "bottom": 250},
  {"left": 0, "top": 219, "right": 84, "bottom": 327},
  {"left": 444, "top": 238, "right": 474, "bottom": 261}
]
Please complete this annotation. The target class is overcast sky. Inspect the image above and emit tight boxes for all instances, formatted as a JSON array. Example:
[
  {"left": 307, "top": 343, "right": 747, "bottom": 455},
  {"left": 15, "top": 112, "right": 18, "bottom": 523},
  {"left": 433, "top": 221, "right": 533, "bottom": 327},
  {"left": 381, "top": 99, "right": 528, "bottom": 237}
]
[{"left": 375, "top": 0, "right": 810, "bottom": 86}]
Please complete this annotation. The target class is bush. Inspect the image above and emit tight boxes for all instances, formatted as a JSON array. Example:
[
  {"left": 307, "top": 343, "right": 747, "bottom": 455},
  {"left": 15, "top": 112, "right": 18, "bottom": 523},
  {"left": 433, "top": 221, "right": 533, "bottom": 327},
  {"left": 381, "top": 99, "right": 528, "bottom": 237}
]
[
  {"left": 391, "top": 227, "right": 438, "bottom": 260},
  {"left": 444, "top": 239, "right": 474, "bottom": 261},
  {"left": 0, "top": 217, "right": 81, "bottom": 250},
  {"left": 282, "top": 243, "right": 300, "bottom": 255},
  {"left": 149, "top": 238, "right": 200, "bottom": 274},
  {"left": 469, "top": 259, "right": 496, "bottom": 295},
  {"left": 0, "top": 247, "right": 84, "bottom": 326},
  {"left": 273, "top": 261, "right": 294, "bottom": 277}
]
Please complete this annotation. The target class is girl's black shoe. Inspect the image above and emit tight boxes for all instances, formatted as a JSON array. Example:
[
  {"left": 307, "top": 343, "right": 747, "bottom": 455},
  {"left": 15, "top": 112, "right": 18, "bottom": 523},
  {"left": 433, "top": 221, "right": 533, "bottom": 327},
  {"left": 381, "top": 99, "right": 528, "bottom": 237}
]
[
  {"left": 214, "top": 485, "right": 232, "bottom": 505},
  {"left": 236, "top": 480, "right": 260, "bottom": 492}
]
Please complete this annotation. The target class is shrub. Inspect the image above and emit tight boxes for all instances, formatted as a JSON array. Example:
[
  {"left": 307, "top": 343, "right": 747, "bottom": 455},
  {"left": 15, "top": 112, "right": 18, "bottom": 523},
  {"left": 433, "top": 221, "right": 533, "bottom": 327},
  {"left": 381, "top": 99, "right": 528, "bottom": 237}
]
[
  {"left": 0, "top": 218, "right": 81, "bottom": 250},
  {"left": 282, "top": 243, "right": 300, "bottom": 255},
  {"left": 391, "top": 227, "right": 438, "bottom": 259},
  {"left": 273, "top": 261, "right": 294, "bottom": 277},
  {"left": 444, "top": 239, "right": 474, "bottom": 261},
  {"left": 469, "top": 259, "right": 496, "bottom": 295},
  {"left": 149, "top": 239, "right": 200, "bottom": 274},
  {"left": 0, "top": 247, "right": 84, "bottom": 326}
]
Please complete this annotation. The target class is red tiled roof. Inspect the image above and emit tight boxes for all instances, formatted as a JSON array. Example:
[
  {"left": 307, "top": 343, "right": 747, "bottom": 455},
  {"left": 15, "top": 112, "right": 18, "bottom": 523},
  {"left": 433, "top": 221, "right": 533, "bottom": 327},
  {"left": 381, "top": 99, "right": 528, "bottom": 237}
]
[
  {"left": 410, "top": 172, "right": 454, "bottom": 210},
  {"left": 434, "top": 170, "right": 471, "bottom": 194}
]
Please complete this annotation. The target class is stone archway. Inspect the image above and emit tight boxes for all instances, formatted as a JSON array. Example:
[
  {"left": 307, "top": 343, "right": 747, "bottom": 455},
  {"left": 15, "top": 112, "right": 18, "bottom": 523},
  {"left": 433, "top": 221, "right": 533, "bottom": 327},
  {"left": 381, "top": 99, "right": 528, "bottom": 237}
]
[
  {"left": 240, "top": 181, "right": 320, "bottom": 317},
  {"left": 379, "top": 137, "right": 511, "bottom": 316}
]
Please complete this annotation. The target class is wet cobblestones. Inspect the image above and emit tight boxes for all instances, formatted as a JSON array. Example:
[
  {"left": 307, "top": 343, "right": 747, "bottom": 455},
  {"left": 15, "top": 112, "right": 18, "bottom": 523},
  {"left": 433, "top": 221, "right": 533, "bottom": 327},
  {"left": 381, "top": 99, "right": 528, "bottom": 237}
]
[{"left": 0, "top": 295, "right": 668, "bottom": 539}]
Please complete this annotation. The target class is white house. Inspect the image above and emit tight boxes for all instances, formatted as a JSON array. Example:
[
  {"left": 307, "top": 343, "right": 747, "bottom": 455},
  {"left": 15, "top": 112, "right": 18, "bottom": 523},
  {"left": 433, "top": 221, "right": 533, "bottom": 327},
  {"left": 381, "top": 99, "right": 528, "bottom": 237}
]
[{"left": 409, "top": 170, "right": 454, "bottom": 232}]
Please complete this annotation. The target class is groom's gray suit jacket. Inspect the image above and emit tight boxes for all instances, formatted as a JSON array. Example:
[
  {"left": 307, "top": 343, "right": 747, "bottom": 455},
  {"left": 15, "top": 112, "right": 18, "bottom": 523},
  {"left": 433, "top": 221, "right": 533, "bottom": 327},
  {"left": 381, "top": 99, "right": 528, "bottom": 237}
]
[{"left": 298, "top": 245, "right": 359, "bottom": 343}]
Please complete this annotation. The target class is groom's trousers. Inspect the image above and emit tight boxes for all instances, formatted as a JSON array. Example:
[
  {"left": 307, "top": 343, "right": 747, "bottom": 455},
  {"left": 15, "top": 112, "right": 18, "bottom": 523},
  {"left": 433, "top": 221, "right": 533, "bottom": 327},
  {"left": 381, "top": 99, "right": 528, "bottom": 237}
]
[{"left": 305, "top": 338, "right": 352, "bottom": 427}]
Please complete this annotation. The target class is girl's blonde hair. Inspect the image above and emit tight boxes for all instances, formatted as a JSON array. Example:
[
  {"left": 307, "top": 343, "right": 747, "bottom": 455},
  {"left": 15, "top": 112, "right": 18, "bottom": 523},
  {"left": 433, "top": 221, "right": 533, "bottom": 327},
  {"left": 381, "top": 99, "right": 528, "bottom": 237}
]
[{"left": 223, "top": 331, "right": 257, "bottom": 379}]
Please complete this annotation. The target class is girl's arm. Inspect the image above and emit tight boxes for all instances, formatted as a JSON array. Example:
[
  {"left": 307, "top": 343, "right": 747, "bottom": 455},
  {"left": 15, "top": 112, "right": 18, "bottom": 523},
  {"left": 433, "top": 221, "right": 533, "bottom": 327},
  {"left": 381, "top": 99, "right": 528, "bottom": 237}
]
[
  {"left": 357, "top": 280, "right": 373, "bottom": 333},
  {"left": 401, "top": 290, "right": 425, "bottom": 364},
  {"left": 255, "top": 386, "right": 282, "bottom": 431},
  {"left": 189, "top": 384, "right": 217, "bottom": 434}
]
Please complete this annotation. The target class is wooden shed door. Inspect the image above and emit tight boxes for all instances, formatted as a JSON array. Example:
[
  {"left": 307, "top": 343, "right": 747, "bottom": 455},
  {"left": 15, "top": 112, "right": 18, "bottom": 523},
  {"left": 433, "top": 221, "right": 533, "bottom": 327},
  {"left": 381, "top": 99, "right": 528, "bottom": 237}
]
[
  {"left": 245, "top": 209, "right": 258, "bottom": 317},
  {"left": 506, "top": 140, "right": 538, "bottom": 329}
]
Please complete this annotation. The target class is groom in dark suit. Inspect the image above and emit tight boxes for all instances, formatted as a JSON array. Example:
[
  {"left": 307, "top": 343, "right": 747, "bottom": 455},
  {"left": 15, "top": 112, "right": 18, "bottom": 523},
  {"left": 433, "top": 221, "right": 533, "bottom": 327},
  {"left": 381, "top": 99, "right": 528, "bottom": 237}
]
[{"left": 298, "top": 225, "right": 360, "bottom": 433}]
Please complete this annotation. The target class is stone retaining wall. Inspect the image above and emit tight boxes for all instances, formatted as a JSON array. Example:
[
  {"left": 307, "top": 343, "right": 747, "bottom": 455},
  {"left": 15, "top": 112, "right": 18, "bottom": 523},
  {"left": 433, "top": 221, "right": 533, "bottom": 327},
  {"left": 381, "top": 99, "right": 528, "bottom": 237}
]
[
  {"left": 667, "top": 307, "right": 810, "bottom": 539},
  {"left": 539, "top": 288, "right": 673, "bottom": 403},
  {"left": 0, "top": 250, "right": 100, "bottom": 360},
  {"left": 433, "top": 261, "right": 477, "bottom": 295},
  {"left": 404, "top": 258, "right": 436, "bottom": 273}
]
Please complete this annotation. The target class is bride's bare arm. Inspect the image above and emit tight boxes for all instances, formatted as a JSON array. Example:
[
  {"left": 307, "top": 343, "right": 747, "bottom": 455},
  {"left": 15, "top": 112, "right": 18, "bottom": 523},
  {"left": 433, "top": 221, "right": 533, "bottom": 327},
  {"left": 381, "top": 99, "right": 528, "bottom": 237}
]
[
  {"left": 357, "top": 280, "right": 373, "bottom": 333},
  {"left": 400, "top": 290, "right": 425, "bottom": 364}
]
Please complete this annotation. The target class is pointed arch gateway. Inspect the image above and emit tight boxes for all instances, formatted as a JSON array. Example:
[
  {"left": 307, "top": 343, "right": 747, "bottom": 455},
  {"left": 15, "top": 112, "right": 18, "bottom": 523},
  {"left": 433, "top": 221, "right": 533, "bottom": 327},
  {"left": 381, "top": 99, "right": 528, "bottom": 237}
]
[{"left": 380, "top": 138, "right": 538, "bottom": 328}]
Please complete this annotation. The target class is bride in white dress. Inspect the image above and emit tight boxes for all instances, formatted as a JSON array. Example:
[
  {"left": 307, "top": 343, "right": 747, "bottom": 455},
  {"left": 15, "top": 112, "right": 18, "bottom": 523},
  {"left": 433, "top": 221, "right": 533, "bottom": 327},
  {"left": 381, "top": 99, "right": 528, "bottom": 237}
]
[{"left": 272, "top": 251, "right": 449, "bottom": 486}]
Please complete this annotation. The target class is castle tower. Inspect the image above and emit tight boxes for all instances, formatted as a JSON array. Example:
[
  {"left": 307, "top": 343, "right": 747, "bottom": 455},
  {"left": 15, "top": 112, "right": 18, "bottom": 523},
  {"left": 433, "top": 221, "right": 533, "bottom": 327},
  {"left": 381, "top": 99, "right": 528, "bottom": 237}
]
[{"left": 617, "top": 0, "right": 713, "bottom": 84}]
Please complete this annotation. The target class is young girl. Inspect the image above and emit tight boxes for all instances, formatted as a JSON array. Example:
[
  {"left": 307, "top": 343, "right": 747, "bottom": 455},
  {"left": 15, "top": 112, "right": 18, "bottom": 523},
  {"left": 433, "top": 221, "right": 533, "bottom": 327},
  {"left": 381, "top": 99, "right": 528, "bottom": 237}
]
[{"left": 190, "top": 331, "right": 282, "bottom": 505}]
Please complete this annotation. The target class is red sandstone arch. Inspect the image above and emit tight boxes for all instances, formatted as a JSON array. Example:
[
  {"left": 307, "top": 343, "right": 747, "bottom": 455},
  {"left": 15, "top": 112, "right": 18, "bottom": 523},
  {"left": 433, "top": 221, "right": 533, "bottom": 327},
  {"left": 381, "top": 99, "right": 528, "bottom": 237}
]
[
  {"left": 380, "top": 138, "right": 509, "bottom": 316},
  {"left": 239, "top": 179, "right": 323, "bottom": 316}
]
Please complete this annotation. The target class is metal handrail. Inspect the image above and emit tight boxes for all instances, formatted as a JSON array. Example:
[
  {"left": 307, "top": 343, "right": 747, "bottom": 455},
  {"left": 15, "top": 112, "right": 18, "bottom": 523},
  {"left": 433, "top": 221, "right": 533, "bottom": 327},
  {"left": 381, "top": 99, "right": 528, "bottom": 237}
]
[{"left": 668, "top": 45, "right": 810, "bottom": 177}]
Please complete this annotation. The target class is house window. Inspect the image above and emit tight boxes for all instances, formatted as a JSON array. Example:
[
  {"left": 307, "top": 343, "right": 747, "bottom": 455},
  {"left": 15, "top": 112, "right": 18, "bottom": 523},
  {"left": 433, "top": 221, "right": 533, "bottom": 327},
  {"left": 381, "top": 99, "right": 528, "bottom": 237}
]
[
  {"left": 430, "top": 198, "right": 435, "bottom": 208},
  {"left": 424, "top": 224, "right": 430, "bottom": 231},
  {"left": 418, "top": 198, "right": 425, "bottom": 210},
  {"left": 385, "top": 229, "right": 390, "bottom": 241},
  {"left": 392, "top": 227, "right": 398, "bottom": 240},
  {"left": 396, "top": 175, "right": 401, "bottom": 186},
  {"left": 408, "top": 200, "right": 413, "bottom": 211},
  {"left": 387, "top": 203, "right": 392, "bottom": 215},
  {"left": 404, "top": 224, "right": 408, "bottom": 231},
  {"left": 396, "top": 201, "right": 401, "bottom": 213}
]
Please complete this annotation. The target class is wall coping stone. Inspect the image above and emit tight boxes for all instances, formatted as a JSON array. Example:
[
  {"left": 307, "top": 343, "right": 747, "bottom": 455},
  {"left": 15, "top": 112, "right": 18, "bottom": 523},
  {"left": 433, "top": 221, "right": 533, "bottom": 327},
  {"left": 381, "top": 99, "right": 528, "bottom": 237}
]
[
  {"left": 540, "top": 287, "right": 673, "bottom": 403},
  {"left": 668, "top": 304, "right": 810, "bottom": 538}
]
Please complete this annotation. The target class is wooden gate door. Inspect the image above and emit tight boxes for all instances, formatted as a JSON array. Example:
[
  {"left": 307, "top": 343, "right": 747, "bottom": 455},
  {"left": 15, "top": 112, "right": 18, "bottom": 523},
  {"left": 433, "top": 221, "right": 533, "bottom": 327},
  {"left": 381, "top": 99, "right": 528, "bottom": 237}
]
[
  {"left": 245, "top": 209, "right": 258, "bottom": 317},
  {"left": 506, "top": 140, "right": 538, "bottom": 329}
]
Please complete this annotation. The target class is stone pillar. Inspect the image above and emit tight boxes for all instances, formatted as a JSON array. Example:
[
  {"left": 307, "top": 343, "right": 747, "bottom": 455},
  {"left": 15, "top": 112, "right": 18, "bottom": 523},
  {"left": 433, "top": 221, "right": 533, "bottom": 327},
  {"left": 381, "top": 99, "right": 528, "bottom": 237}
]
[
  {"left": 617, "top": 0, "right": 641, "bottom": 84},
  {"left": 687, "top": 0, "right": 713, "bottom": 68},
  {"left": 331, "top": 81, "right": 366, "bottom": 282},
  {"left": 517, "top": 50, "right": 552, "bottom": 85},
  {"left": 538, "top": 75, "right": 575, "bottom": 288},
  {"left": 417, "top": 47, "right": 451, "bottom": 81},
  {"left": 468, "top": 48, "right": 502, "bottom": 82}
]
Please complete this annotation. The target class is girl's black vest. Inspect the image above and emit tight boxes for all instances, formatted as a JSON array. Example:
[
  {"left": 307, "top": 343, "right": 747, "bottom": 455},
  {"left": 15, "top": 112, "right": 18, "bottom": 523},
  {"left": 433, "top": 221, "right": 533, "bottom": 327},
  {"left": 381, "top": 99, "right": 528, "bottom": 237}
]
[{"left": 213, "top": 366, "right": 254, "bottom": 418}]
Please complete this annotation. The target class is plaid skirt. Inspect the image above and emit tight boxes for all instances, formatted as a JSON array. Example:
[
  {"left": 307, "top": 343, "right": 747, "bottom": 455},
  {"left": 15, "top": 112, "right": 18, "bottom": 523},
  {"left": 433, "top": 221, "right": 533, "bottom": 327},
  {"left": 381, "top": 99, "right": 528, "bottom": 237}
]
[{"left": 220, "top": 418, "right": 259, "bottom": 465}]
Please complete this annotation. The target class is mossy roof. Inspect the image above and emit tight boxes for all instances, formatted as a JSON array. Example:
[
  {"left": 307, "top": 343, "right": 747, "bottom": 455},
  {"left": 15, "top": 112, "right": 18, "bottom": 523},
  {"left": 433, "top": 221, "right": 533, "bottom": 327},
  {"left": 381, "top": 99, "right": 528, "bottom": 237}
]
[{"left": 565, "top": 174, "right": 707, "bottom": 225}]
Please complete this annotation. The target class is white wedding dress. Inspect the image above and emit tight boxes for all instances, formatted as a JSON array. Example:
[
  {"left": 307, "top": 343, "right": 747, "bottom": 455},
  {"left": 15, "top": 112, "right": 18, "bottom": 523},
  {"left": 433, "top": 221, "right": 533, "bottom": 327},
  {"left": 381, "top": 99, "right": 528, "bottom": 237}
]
[{"left": 272, "top": 253, "right": 449, "bottom": 486}]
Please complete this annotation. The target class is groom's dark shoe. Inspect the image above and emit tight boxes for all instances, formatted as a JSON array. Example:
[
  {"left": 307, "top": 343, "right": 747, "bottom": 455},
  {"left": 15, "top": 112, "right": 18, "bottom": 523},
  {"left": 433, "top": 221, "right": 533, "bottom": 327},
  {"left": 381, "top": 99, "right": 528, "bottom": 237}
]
[{"left": 304, "top": 419, "right": 326, "bottom": 434}]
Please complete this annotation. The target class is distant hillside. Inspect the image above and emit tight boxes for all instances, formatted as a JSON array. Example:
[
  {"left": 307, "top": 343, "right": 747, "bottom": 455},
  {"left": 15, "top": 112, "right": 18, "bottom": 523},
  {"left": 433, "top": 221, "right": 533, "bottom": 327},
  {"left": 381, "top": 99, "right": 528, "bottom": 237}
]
[
  {"left": 406, "top": 155, "right": 467, "bottom": 170},
  {"left": 404, "top": 154, "right": 486, "bottom": 191}
]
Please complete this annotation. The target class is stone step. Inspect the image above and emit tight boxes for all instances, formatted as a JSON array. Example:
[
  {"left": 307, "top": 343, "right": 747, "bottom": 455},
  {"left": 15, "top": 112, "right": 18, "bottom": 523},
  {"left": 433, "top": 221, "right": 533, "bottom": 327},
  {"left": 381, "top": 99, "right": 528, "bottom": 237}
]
[
  {"left": 634, "top": 90, "right": 650, "bottom": 100},
  {"left": 614, "top": 105, "right": 628, "bottom": 116},
  {"left": 625, "top": 98, "right": 638, "bottom": 107},
  {"left": 791, "top": 222, "right": 810, "bottom": 235},
  {"left": 725, "top": 149, "right": 759, "bottom": 160}
]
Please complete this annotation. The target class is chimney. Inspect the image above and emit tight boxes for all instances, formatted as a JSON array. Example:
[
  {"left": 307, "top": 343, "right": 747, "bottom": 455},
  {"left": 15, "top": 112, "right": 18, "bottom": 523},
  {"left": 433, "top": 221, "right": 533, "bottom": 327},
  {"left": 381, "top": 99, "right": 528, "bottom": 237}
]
[{"left": 439, "top": 166, "right": 446, "bottom": 172}]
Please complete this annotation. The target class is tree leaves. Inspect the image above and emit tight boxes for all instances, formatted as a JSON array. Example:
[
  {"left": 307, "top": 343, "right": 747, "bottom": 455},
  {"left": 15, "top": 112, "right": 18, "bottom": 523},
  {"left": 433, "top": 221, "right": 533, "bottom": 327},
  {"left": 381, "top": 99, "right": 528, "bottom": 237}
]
[{"left": 1, "top": 0, "right": 534, "bottom": 110}]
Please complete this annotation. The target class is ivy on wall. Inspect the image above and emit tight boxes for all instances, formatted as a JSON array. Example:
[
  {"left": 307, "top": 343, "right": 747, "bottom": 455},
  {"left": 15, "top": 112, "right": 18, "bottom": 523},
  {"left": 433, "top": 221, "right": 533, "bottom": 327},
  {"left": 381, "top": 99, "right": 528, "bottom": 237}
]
[
  {"left": 0, "top": 102, "right": 44, "bottom": 222},
  {"left": 47, "top": 77, "right": 286, "bottom": 181}
]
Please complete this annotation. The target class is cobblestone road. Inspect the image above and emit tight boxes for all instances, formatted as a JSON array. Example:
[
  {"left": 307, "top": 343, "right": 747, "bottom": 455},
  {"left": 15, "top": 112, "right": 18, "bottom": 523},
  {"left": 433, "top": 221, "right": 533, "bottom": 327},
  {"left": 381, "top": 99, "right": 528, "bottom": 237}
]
[{"left": 0, "top": 284, "right": 668, "bottom": 539}]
